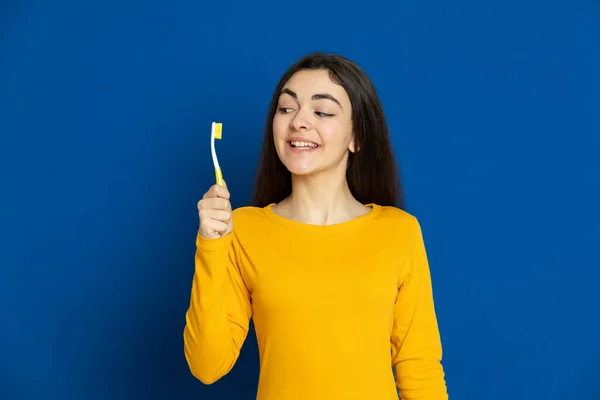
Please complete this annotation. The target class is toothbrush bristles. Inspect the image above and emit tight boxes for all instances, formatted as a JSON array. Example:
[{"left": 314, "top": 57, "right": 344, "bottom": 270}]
[{"left": 213, "top": 122, "right": 222, "bottom": 139}]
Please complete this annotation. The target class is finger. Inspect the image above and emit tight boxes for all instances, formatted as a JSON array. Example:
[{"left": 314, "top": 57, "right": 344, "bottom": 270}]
[
  {"left": 200, "top": 228, "right": 224, "bottom": 239},
  {"left": 214, "top": 184, "right": 230, "bottom": 200},
  {"left": 202, "top": 219, "right": 229, "bottom": 235},
  {"left": 198, "top": 197, "right": 231, "bottom": 212},
  {"left": 199, "top": 209, "right": 231, "bottom": 223},
  {"left": 202, "top": 184, "right": 230, "bottom": 200},
  {"left": 202, "top": 186, "right": 218, "bottom": 199}
]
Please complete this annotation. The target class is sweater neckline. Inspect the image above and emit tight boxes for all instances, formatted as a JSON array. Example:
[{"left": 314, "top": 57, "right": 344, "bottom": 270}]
[{"left": 261, "top": 203, "right": 381, "bottom": 233}]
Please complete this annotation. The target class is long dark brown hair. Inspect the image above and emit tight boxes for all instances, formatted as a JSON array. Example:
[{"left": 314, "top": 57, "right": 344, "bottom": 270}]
[{"left": 252, "top": 52, "right": 404, "bottom": 209}]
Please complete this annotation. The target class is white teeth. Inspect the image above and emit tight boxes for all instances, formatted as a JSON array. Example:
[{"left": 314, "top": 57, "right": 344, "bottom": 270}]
[{"left": 290, "top": 141, "right": 318, "bottom": 148}]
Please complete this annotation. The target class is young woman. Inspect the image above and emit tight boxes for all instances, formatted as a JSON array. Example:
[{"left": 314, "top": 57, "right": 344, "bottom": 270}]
[{"left": 184, "top": 52, "right": 448, "bottom": 400}]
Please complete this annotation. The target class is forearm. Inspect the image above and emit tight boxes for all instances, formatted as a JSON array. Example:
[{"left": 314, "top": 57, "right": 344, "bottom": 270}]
[
  {"left": 392, "top": 217, "right": 448, "bottom": 399},
  {"left": 395, "top": 356, "right": 447, "bottom": 400},
  {"left": 183, "top": 233, "right": 250, "bottom": 384}
]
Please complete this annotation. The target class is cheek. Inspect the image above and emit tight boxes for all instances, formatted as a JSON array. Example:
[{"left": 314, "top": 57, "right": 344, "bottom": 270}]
[
  {"left": 272, "top": 114, "right": 288, "bottom": 140},
  {"left": 320, "top": 123, "right": 352, "bottom": 148}
]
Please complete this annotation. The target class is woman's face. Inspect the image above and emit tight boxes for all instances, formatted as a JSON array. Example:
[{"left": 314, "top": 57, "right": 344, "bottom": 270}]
[{"left": 272, "top": 69, "right": 355, "bottom": 177}]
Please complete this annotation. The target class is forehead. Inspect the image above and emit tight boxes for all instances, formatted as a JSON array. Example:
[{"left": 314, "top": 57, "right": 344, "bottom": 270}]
[{"left": 282, "top": 69, "right": 349, "bottom": 101}]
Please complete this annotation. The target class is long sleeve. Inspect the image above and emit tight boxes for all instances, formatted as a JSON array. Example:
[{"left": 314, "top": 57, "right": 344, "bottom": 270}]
[
  {"left": 391, "top": 218, "right": 448, "bottom": 400},
  {"left": 183, "top": 231, "right": 252, "bottom": 384}
]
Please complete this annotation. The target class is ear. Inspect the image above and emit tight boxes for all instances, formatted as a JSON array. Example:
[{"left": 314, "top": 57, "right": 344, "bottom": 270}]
[{"left": 349, "top": 136, "right": 359, "bottom": 153}]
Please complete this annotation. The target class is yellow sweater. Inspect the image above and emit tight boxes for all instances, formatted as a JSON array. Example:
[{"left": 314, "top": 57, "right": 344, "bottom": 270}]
[{"left": 184, "top": 203, "right": 448, "bottom": 400}]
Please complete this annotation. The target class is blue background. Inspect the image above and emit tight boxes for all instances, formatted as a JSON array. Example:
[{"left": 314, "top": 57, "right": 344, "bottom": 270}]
[{"left": 2, "top": 0, "right": 598, "bottom": 399}]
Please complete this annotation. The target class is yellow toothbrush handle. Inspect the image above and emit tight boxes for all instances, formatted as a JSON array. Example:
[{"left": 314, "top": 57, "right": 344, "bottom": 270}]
[{"left": 215, "top": 167, "right": 224, "bottom": 186}]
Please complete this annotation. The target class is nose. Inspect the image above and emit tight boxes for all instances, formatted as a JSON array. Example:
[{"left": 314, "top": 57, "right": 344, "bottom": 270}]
[{"left": 290, "top": 109, "right": 311, "bottom": 131}]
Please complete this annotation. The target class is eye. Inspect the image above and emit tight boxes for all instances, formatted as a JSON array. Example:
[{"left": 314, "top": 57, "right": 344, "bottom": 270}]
[
  {"left": 278, "top": 107, "right": 294, "bottom": 114},
  {"left": 315, "top": 111, "right": 333, "bottom": 117}
]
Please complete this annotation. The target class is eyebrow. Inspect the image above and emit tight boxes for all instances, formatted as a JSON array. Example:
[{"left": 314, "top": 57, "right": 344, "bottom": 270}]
[{"left": 280, "top": 88, "right": 343, "bottom": 109}]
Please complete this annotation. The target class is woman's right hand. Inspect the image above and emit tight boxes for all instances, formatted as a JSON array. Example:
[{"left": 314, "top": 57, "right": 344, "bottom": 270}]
[{"left": 197, "top": 182, "right": 233, "bottom": 239}]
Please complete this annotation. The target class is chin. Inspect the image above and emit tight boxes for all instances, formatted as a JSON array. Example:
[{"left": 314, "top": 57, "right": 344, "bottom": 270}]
[
  {"left": 276, "top": 150, "right": 318, "bottom": 177},
  {"left": 283, "top": 162, "right": 318, "bottom": 177}
]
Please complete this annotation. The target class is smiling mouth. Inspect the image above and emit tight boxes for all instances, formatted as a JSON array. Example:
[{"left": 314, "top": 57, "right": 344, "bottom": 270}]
[{"left": 288, "top": 140, "right": 320, "bottom": 150}]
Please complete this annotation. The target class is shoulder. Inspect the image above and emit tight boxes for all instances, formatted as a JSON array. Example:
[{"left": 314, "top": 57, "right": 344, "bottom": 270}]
[
  {"left": 231, "top": 205, "right": 277, "bottom": 232},
  {"left": 230, "top": 205, "right": 279, "bottom": 242},
  {"left": 232, "top": 205, "right": 268, "bottom": 221},
  {"left": 370, "top": 205, "right": 425, "bottom": 245},
  {"left": 375, "top": 205, "right": 421, "bottom": 228}
]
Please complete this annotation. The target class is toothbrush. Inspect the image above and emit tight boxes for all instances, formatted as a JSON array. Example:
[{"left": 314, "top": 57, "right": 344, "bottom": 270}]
[{"left": 210, "top": 122, "right": 224, "bottom": 186}]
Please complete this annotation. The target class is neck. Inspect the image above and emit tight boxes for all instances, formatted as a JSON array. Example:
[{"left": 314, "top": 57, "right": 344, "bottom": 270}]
[{"left": 276, "top": 169, "right": 369, "bottom": 226}]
